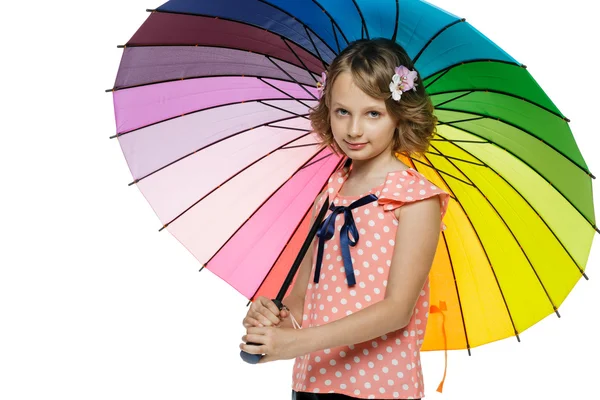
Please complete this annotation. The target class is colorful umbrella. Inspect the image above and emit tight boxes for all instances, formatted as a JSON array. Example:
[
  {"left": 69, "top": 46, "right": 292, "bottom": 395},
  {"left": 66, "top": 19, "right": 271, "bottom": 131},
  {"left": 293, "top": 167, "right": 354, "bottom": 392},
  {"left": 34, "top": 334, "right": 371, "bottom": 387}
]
[{"left": 108, "top": 0, "right": 597, "bottom": 356}]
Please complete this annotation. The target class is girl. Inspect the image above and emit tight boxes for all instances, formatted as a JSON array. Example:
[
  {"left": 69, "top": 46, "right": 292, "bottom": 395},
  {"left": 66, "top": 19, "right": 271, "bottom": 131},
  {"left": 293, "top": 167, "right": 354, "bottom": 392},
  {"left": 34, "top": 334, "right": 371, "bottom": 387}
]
[{"left": 241, "top": 38, "right": 449, "bottom": 400}]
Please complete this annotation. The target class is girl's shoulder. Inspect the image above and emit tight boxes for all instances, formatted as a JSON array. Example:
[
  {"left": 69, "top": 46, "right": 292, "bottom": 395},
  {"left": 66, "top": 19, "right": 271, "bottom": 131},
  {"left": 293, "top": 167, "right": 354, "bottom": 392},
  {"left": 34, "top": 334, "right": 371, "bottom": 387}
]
[{"left": 378, "top": 168, "right": 450, "bottom": 230}]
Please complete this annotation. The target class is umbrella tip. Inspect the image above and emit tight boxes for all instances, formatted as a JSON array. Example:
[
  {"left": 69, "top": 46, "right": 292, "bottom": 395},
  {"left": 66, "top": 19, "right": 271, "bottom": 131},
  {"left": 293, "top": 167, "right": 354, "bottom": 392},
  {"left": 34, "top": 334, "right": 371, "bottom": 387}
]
[
  {"left": 594, "top": 225, "right": 600, "bottom": 234},
  {"left": 460, "top": 18, "right": 466, "bottom": 22},
  {"left": 117, "top": 45, "right": 125, "bottom": 49},
  {"left": 105, "top": 88, "right": 114, "bottom": 93},
  {"left": 590, "top": 172, "right": 596, "bottom": 179},
  {"left": 146, "top": 8, "right": 155, "bottom": 12}
]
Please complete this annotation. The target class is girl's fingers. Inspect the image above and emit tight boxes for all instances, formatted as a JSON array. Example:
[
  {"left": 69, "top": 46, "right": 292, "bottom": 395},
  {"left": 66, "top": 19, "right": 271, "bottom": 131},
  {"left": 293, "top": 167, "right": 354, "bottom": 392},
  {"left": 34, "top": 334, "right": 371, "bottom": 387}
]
[
  {"left": 243, "top": 317, "right": 264, "bottom": 328},
  {"left": 252, "top": 309, "right": 279, "bottom": 326},
  {"left": 258, "top": 306, "right": 282, "bottom": 326},
  {"left": 261, "top": 298, "right": 281, "bottom": 318},
  {"left": 239, "top": 342, "right": 265, "bottom": 355},
  {"left": 242, "top": 333, "right": 265, "bottom": 345},
  {"left": 255, "top": 298, "right": 283, "bottom": 325}
]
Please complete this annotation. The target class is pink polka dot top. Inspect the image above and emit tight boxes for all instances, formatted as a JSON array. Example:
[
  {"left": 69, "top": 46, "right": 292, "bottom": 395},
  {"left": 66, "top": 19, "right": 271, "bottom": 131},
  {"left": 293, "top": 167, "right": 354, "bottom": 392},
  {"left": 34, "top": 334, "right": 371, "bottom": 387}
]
[{"left": 291, "top": 162, "right": 449, "bottom": 399}]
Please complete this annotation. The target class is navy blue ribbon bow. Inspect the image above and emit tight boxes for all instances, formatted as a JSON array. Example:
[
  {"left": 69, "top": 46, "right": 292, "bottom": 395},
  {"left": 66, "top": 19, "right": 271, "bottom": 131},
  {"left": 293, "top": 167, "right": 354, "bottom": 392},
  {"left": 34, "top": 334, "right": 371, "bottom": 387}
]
[{"left": 314, "top": 194, "right": 378, "bottom": 286}]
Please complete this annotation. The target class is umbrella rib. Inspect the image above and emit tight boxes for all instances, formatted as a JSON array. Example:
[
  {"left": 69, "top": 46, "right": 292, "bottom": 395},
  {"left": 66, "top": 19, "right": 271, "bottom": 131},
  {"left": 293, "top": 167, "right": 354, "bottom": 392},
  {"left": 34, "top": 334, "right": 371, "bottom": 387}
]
[
  {"left": 436, "top": 118, "right": 598, "bottom": 229},
  {"left": 431, "top": 89, "right": 569, "bottom": 122},
  {"left": 424, "top": 151, "right": 486, "bottom": 167},
  {"left": 248, "top": 156, "right": 346, "bottom": 302},
  {"left": 351, "top": 0, "right": 370, "bottom": 39},
  {"left": 281, "top": 38, "right": 320, "bottom": 84},
  {"left": 331, "top": 20, "right": 341, "bottom": 53},
  {"left": 267, "top": 125, "right": 311, "bottom": 133},
  {"left": 391, "top": 0, "right": 399, "bottom": 43},
  {"left": 281, "top": 143, "right": 319, "bottom": 150},
  {"left": 423, "top": 59, "right": 522, "bottom": 82},
  {"left": 424, "top": 69, "right": 451, "bottom": 90},
  {"left": 258, "top": 65, "right": 317, "bottom": 105},
  {"left": 270, "top": 45, "right": 319, "bottom": 100},
  {"left": 159, "top": 129, "right": 319, "bottom": 232},
  {"left": 258, "top": 100, "right": 309, "bottom": 119},
  {"left": 202, "top": 151, "right": 337, "bottom": 267},
  {"left": 303, "top": 25, "right": 329, "bottom": 70},
  {"left": 112, "top": 96, "right": 315, "bottom": 139},
  {"left": 408, "top": 156, "right": 522, "bottom": 342},
  {"left": 302, "top": 152, "right": 335, "bottom": 170},
  {"left": 441, "top": 229, "right": 473, "bottom": 356},
  {"left": 258, "top": 79, "right": 315, "bottom": 110},
  {"left": 412, "top": 18, "right": 465, "bottom": 65},
  {"left": 259, "top": 56, "right": 318, "bottom": 89},
  {"left": 310, "top": 0, "right": 351, "bottom": 47},
  {"left": 429, "top": 142, "right": 564, "bottom": 318},
  {"left": 436, "top": 107, "right": 594, "bottom": 179},
  {"left": 431, "top": 138, "right": 488, "bottom": 144},
  {"left": 257, "top": 0, "right": 338, "bottom": 57},
  {"left": 107, "top": 51, "right": 321, "bottom": 92},
  {"left": 436, "top": 116, "right": 485, "bottom": 126},
  {"left": 409, "top": 159, "right": 472, "bottom": 191},
  {"left": 130, "top": 111, "right": 310, "bottom": 185},
  {"left": 140, "top": 8, "right": 336, "bottom": 66},
  {"left": 433, "top": 132, "right": 590, "bottom": 279},
  {"left": 433, "top": 91, "right": 475, "bottom": 108}
]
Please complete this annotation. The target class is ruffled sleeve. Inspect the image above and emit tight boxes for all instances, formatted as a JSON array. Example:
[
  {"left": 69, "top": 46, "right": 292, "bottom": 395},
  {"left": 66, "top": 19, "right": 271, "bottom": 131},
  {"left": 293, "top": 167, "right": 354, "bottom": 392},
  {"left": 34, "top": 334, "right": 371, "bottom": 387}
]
[{"left": 378, "top": 169, "right": 450, "bottom": 231}]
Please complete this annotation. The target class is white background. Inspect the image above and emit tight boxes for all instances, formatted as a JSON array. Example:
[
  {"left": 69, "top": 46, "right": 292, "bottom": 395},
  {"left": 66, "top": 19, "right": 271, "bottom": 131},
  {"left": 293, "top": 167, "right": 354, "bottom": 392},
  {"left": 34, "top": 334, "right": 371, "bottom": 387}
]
[{"left": 1, "top": 1, "right": 598, "bottom": 399}]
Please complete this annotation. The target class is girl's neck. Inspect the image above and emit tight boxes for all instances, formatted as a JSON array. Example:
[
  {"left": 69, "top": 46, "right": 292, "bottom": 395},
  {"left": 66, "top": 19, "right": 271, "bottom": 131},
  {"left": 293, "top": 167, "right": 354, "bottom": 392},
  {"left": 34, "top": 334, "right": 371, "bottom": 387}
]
[{"left": 348, "top": 152, "right": 409, "bottom": 179}]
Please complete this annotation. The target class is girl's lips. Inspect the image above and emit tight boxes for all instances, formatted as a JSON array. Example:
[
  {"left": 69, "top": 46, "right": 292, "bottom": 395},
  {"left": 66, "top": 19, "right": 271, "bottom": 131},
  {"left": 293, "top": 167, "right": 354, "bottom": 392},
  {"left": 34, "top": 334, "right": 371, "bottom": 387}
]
[{"left": 345, "top": 141, "right": 368, "bottom": 150}]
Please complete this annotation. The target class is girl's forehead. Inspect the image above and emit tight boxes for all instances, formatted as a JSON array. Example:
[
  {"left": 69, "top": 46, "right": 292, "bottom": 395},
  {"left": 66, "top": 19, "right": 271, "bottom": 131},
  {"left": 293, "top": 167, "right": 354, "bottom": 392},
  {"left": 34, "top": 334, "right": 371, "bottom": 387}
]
[
  {"left": 332, "top": 71, "right": 357, "bottom": 91},
  {"left": 331, "top": 72, "right": 384, "bottom": 109}
]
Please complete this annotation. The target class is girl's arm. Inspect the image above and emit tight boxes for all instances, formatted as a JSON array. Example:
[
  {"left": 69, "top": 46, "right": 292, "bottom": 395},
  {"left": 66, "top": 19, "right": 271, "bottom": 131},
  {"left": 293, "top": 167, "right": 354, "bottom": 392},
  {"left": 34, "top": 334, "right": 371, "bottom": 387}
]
[
  {"left": 296, "top": 196, "right": 442, "bottom": 353},
  {"left": 277, "top": 190, "right": 328, "bottom": 330}
]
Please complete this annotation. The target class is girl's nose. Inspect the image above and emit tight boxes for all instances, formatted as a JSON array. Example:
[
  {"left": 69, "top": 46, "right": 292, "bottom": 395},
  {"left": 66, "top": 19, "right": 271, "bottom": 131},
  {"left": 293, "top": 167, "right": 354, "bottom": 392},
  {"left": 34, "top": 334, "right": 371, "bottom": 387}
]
[{"left": 349, "top": 118, "right": 362, "bottom": 137}]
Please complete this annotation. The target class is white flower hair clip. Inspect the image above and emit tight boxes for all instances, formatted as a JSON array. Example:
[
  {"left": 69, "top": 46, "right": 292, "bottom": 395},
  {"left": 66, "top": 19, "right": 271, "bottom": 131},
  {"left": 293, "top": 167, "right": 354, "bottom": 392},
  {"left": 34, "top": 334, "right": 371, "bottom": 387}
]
[
  {"left": 316, "top": 71, "right": 327, "bottom": 99},
  {"left": 389, "top": 65, "right": 418, "bottom": 102}
]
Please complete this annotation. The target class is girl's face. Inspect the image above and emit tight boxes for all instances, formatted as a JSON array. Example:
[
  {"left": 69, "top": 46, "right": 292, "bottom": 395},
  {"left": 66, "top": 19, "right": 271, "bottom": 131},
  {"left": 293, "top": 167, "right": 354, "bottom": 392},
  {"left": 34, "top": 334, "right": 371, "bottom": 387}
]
[{"left": 329, "top": 71, "right": 397, "bottom": 160}]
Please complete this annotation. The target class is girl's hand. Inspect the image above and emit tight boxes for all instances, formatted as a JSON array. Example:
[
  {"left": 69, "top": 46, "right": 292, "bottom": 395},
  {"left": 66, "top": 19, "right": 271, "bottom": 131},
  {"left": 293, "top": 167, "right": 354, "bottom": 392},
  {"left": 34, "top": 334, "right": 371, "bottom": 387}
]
[
  {"left": 240, "top": 326, "right": 304, "bottom": 363},
  {"left": 242, "top": 296, "right": 289, "bottom": 328}
]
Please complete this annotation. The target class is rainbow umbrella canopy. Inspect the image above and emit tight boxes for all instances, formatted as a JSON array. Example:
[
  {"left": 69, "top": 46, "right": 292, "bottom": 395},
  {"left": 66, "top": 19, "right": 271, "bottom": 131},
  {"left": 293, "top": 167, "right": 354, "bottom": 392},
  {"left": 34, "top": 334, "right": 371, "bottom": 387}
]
[{"left": 109, "top": 0, "right": 597, "bottom": 353}]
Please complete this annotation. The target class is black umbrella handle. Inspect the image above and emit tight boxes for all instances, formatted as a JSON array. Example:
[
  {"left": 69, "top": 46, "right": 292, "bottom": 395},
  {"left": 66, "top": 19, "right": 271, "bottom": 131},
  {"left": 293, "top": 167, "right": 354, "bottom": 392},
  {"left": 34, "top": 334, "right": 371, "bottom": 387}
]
[
  {"left": 239, "top": 193, "right": 330, "bottom": 364},
  {"left": 240, "top": 299, "right": 284, "bottom": 364}
]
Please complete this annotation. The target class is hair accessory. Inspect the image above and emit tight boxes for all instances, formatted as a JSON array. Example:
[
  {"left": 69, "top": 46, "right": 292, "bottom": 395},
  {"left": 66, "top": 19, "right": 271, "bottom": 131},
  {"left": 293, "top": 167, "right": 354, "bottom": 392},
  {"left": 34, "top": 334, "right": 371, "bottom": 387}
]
[
  {"left": 389, "top": 65, "right": 418, "bottom": 102},
  {"left": 316, "top": 71, "right": 327, "bottom": 98}
]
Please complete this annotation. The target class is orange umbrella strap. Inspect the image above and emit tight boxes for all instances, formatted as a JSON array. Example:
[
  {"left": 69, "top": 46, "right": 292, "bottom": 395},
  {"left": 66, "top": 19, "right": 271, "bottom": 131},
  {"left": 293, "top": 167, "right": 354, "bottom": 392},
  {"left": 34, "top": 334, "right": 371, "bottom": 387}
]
[{"left": 430, "top": 301, "right": 448, "bottom": 393}]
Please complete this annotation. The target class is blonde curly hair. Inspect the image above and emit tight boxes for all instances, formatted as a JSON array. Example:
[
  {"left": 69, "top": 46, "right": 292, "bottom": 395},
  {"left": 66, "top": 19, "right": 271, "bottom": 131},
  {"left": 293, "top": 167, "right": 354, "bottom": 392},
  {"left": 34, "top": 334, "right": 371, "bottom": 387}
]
[{"left": 310, "top": 38, "right": 437, "bottom": 159}]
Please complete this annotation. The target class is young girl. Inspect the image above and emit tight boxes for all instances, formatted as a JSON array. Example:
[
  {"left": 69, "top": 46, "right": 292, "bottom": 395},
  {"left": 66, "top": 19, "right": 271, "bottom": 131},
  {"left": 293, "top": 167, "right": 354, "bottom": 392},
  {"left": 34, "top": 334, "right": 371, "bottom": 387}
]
[{"left": 241, "top": 38, "right": 449, "bottom": 400}]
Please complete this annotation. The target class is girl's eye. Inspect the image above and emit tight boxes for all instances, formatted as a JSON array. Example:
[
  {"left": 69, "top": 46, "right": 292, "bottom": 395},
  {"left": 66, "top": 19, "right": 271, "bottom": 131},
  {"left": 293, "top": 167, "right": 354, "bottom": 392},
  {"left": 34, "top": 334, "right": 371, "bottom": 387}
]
[
  {"left": 336, "top": 109, "right": 349, "bottom": 116},
  {"left": 368, "top": 111, "right": 380, "bottom": 118}
]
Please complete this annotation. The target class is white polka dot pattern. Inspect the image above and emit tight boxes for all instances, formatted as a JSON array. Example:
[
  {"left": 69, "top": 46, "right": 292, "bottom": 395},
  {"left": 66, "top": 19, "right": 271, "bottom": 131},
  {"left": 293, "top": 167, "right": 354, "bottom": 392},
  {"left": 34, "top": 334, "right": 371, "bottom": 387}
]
[{"left": 292, "top": 165, "right": 448, "bottom": 399}]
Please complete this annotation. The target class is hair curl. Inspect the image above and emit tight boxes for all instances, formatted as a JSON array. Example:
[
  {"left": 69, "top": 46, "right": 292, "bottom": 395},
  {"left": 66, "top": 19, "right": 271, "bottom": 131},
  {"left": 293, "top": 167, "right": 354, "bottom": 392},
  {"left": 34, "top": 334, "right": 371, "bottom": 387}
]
[{"left": 310, "top": 38, "right": 437, "bottom": 159}]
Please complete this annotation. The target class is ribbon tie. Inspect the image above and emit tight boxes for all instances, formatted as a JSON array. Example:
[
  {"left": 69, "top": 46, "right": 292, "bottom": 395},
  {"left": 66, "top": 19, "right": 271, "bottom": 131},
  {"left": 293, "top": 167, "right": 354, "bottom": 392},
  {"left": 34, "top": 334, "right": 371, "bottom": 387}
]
[{"left": 314, "top": 194, "right": 378, "bottom": 286}]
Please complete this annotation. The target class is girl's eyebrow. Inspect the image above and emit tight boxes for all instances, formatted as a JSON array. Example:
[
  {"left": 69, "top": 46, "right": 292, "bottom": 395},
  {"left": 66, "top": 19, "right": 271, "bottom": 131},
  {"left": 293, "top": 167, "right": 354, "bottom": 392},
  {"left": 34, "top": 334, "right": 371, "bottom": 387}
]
[{"left": 332, "top": 102, "right": 385, "bottom": 111}]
